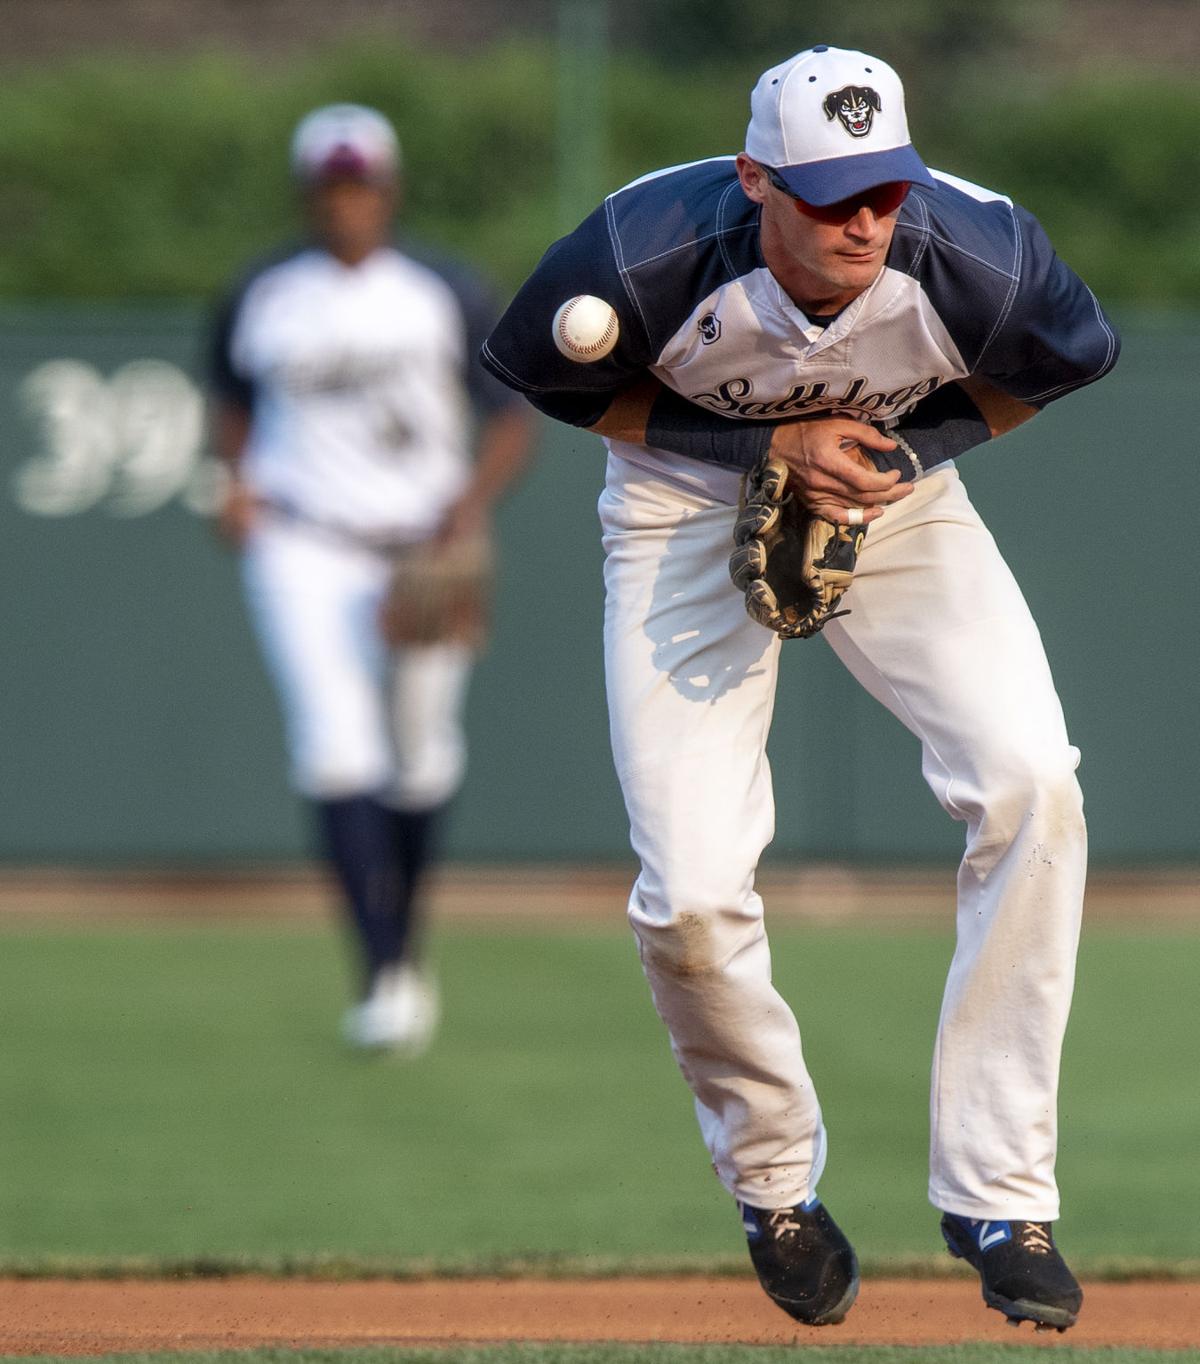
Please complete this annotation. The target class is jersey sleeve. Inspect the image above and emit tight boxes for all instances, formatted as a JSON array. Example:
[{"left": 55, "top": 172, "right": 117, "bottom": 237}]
[
  {"left": 892, "top": 199, "right": 1120, "bottom": 470},
  {"left": 976, "top": 203, "right": 1120, "bottom": 406},
  {"left": 208, "top": 284, "right": 255, "bottom": 411},
  {"left": 481, "top": 203, "right": 652, "bottom": 427},
  {"left": 482, "top": 200, "right": 778, "bottom": 470}
]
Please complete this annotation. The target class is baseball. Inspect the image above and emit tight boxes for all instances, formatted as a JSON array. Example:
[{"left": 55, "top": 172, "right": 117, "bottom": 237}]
[{"left": 552, "top": 295, "right": 619, "bottom": 362}]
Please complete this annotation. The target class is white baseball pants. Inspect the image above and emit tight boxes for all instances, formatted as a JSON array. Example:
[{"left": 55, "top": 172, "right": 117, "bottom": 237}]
[
  {"left": 241, "top": 516, "right": 472, "bottom": 810},
  {"left": 599, "top": 452, "right": 1085, "bottom": 1222}
]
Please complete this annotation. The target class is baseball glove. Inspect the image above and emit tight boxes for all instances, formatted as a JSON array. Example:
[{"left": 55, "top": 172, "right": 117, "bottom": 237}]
[
  {"left": 728, "top": 456, "right": 866, "bottom": 640},
  {"left": 378, "top": 528, "right": 494, "bottom": 650}
]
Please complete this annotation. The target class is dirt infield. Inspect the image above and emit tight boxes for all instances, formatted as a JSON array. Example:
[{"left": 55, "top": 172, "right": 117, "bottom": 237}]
[
  {"left": 1, "top": 863, "right": 1198, "bottom": 924},
  {"left": 1, "top": 1277, "right": 1197, "bottom": 1354}
]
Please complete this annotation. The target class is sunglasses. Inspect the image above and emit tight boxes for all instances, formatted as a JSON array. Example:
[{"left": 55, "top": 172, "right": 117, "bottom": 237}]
[{"left": 763, "top": 166, "right": 910, "bottom": 224}]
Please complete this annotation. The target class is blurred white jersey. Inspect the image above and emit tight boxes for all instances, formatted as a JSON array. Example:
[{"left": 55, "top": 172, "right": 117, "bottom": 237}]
[{"left": 215, "top": 243, "right": 505, "bottom": 541}]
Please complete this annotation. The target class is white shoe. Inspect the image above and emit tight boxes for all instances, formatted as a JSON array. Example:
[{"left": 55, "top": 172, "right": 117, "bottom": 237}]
[{"left": 341, "top": 963, "right": 440, "bottom": 1054}]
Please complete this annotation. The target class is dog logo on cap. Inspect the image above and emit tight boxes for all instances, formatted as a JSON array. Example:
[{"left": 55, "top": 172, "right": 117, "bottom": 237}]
[{"left": 823, "top": 85, "right": 881, "bottom": 138}]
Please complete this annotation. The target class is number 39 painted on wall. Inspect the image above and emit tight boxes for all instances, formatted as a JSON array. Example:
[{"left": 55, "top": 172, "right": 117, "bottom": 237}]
[{"left": 11, "top": 358, "right": 222, "bottom": 518}]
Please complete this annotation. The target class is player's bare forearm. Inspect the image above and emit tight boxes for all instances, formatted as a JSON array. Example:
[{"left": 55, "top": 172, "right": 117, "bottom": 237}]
[
  {"left": 586, "top": 375, "right": 663, "bottom": 444},
  {"left": 471, "top": 404, "right": 537, "bottom": 504},
  {"left": 882, "top": 376, "right": 1039, "bottom": 474},
  {"left": 209, "top": 399, "right": 256, "bottom": 545},
  {"left": 589, "top": 377, "right": 910, "bottom": 527},
  {"left": 957, "top": 375, "right": 1038, "bottom": 439},
  {"left": 586, "top": 374, "right": 785, "bottom": 471},
  {"left": 439, "top": 403, "right": 536, "bottom": 543},
  {"left": 212, "top": 400, "right": 252, "bottom": 468}
]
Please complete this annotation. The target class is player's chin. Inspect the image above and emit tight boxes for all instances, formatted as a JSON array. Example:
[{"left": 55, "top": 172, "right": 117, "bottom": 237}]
[{"left": 831, "top": 253, "right": 883, "bottom": 282}]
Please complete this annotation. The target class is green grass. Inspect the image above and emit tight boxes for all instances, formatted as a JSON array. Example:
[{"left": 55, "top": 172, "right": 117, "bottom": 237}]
[
  {"left": 5, "top": 1349, "right": 1200, "bottom": 1364},
  {"left": 0, "top": 920, "right": 1196, "bottom": 1272}
]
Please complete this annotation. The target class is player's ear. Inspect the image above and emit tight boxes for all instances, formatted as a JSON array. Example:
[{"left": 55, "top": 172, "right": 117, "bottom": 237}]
[{"left": 736, "top": 154, "right": 770, "bottom": 204}]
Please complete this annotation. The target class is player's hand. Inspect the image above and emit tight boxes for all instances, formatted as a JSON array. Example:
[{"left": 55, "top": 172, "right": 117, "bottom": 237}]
[
  {"left": 215, "top": 479, "right": 258, "bottom": 547},
  {"left": 767, "top": 417, "right": 913, "bottom": 525}
]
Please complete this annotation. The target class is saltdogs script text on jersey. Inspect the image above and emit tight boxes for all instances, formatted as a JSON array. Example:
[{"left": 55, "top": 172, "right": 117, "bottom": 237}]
[{"left": 481, "top": 159, "right": 1118, "bottom": 481}]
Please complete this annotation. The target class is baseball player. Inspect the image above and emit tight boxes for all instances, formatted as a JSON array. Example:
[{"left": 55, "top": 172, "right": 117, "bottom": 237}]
[
  {"left": 482, "top": 47, "right": 1118, "bottom": 1330},
  {"left": 210, "top": 104, "right": 534, "bottom": 1052}
]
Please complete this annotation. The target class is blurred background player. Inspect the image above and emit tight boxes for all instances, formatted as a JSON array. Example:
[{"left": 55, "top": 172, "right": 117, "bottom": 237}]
[{"left": 209, "top": 103, "right": 534, "bottom": 1052}]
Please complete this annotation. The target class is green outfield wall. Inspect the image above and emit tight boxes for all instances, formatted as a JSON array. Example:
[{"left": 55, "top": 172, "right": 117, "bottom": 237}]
[{"left": 0, "top": 306, "right": 1195, "bottom": 864}]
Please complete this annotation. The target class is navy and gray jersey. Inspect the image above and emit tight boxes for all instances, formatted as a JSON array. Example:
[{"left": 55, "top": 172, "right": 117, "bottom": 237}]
[
  {"left": 481, "top": 158, "right": 1119, "bottom": 490},
  {"left": 211, "top": 240, "right": 518, "bottom": 540}
]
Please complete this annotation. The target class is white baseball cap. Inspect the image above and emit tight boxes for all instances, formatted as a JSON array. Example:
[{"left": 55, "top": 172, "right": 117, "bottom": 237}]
[
  {"left": 745, "top": 46, "right": 934, "bottom": 205},
  {"left": 290, "top": 103, "right": 401, "bottom": 184}
]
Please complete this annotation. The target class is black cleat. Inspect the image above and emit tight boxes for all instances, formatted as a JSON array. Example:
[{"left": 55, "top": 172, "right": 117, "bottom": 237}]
[
  {"left": 941, "top": 1213, "right": 1083, "bottom": 1331},
  {"left": 739, "top": 1196, "right": 860, "bottom": 1325}
]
